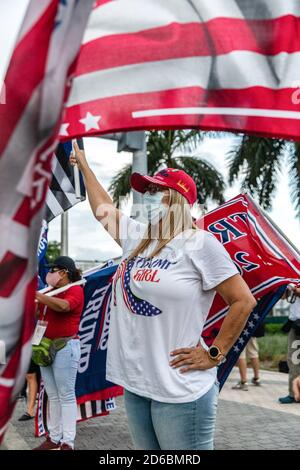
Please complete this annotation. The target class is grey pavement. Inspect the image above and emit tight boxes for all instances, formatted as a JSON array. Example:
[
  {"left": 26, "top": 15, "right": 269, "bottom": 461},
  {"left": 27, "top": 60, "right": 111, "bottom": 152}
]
[{"left": 3, "top": 368, "right": 300, "bottom": 450}]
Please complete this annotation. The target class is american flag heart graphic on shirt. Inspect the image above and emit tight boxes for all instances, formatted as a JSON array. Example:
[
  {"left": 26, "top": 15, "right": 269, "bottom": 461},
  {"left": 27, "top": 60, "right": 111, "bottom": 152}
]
[{"left": 113, "top": 259, "right": 162, "bottom": 317}]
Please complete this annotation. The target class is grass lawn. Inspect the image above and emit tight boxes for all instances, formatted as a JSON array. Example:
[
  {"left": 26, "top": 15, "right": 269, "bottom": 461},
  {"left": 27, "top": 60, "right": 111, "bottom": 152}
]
[{"left": 258, "top": 333, "right": 288, "bottom": 370}]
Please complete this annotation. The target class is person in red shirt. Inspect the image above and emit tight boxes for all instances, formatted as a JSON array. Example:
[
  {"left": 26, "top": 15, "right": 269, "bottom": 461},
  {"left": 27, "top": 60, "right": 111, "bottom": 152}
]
[{"left": 33, "top": 256, "right": 84, "bottom": 451}]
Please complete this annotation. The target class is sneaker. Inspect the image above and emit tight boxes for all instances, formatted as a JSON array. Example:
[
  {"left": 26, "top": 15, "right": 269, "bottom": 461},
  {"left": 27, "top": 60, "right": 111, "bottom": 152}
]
[
  {"left": 251, "top": 377, "right": 261, "bottom": 386},
  {"left": 278, "top": 395, "right": 296, "bottom": 404},
  {"left": 60, "top": 443, "right": 74, "bottom": 450},
  {"left": 32, "top": 436, "right": 61, "bottom": 450},
  {"left": 18, "top": 412, "right": 34, "bottom": 422},
  {"left": 232, "top": 381, "right": 249, "bottom": 391}
]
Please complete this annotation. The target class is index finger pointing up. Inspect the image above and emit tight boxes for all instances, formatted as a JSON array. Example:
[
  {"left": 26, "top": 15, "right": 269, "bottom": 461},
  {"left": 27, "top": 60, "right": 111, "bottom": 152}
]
[{"left": 73, "top": 140, "right": 79, "bottom": 152}]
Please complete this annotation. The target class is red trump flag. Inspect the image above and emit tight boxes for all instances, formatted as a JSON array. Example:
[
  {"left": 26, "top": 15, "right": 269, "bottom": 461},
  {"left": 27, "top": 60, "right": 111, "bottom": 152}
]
[
  {"left": 200, "top": 193, "right": 300, "bottom": 347},
  {"left": 197, "top": 193, "right": 300, "bottom": 386}
]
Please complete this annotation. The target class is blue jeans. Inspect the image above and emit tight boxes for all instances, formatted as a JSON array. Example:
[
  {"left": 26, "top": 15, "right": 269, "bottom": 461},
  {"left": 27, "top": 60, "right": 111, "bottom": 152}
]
[
  {"left": 124, "top": 382, "right": 219, "bottom": 450},
  {"left": 40, "top": 339, "right": 80, "bottom": 448}
]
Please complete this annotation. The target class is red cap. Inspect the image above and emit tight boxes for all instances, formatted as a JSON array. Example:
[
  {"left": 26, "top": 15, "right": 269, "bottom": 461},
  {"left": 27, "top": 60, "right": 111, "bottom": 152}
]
[{"left": 131, "top": 168, "right": 197, "bottom": 205}]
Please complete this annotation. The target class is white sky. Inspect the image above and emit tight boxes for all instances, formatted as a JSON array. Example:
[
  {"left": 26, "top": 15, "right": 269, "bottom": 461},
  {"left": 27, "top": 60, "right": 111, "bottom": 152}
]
[
  {"left": 0, "top": 0, "right": 29, "bottom": 83},
  {"left": 2, "top": 2, "right": 300, "bottom": 261}
]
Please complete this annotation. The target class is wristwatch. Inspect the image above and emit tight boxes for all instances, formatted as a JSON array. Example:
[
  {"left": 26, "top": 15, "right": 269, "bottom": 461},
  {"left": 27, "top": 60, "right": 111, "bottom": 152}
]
[{"left": 207, "top": 345, "right": 226, "bottom": 364}]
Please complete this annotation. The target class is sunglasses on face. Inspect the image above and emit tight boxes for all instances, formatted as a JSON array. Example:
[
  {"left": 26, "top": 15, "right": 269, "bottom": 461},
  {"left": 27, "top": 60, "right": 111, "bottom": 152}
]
[
  {"left": 147, "top": 184, "right": 168, "bottom": 195},
  {"left": 49, "top": 267, "right": 67, "bottom": 273}
]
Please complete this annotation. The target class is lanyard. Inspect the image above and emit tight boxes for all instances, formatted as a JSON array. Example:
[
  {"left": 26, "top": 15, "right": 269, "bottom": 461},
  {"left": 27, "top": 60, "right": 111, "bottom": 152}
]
[
  {"left": 32, "top": 306, "right": 48, "bottom": 346},
  {"left": 42, "top": 305, "right": 47, "bottom": 319}
]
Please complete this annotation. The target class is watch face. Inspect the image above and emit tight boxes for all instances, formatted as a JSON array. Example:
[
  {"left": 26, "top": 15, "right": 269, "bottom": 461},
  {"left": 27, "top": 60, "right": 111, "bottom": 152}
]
[{"left": 209, "top": 346, "right": 219, "bottom": 358}]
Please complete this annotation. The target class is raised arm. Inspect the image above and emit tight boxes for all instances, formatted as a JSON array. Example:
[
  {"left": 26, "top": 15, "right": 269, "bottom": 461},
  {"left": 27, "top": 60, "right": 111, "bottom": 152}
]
[{"left": 70, "top": 141, "right": 122, "bottom": 245}]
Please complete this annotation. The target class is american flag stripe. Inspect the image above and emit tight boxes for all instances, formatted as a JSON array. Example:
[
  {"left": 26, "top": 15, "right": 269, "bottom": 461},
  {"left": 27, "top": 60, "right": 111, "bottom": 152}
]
[
  {"left": 76, "top": 18, "right": 300, "bottom": 77},
  {"left": 0, "top": 219, "right": 29, "bottom": 260},
  {"left": 0, "top": 253, "right": 28, "bottom": 298},
  {"left": 17, "top": 0, "right": 53, "bottom": 39},
  {"left": 0, "top": 93, "right": 55, "bottom": 225},
  {"left": 61, "top": 0, "right": 300, "bottom": 141},
  {"left": 69, "top": 54, "right": 300, "bottom": 106},
  {"left": 63, "top": 87, "right": 300, "bottom": 142},
  {"left": 0, "top": 3, "right": 58, "bottom": 425},
  {"left": 66, "top": 88, "right": 300, "bottom": 117},
  {"left": 84, "top": 0, "right": 300, "bottom": 42},
  {"left": 0, "top": 2, "right": 58, "bottom": 155},
  {"left": 0, "top": 0, "right": 94, "bottom": 442}
]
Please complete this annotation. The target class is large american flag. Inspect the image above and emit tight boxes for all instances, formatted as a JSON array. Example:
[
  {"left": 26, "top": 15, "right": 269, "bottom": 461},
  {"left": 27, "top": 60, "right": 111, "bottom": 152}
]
[
  {"left": 61, "top": 0, "right": 300, "bottom": 141},
  {"left": 0, "top": 0, "right": 93, "bottom": 443}
]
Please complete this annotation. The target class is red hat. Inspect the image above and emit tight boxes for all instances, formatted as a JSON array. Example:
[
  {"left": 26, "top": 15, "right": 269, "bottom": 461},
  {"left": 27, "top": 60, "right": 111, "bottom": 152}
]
[{"left": 131, "top": 168, "right": 197, "bottom": 205}]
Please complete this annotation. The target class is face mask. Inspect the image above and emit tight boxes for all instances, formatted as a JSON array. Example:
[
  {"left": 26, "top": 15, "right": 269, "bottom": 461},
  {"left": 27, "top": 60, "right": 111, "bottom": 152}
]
[
  {"left": 143, "top": 191, "right": 169, "bottom": 225},
  {"left": 46, "top": 271, "right": 62, "bottom": 288}
]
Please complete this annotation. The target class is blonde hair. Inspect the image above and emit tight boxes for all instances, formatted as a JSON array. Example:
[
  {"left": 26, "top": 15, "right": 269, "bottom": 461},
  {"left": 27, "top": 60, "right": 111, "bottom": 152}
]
[{"left": 127, "top": 188, "right": 198, "bottom": 260}]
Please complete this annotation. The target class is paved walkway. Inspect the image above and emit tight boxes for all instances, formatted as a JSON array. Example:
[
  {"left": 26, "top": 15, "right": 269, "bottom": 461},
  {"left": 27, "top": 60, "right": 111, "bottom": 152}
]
[{"left": 3, "top": 368, "right": 300, "bottom": 450}]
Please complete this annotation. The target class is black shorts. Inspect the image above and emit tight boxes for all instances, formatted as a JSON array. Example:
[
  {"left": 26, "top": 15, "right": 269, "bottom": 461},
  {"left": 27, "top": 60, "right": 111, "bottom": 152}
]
[{"left": 27, "top": 359, "right": 40, "bottom": 375}]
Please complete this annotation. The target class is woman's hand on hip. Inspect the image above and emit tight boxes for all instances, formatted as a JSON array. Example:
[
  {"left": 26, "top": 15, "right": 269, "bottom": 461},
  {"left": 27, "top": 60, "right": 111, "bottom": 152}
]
[{"left": 169, "top": 345, "right": 216, "bottom": 373}]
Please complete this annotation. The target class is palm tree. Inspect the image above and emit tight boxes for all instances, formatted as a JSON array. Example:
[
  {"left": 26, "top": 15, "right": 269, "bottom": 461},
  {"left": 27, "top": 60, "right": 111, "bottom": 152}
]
[
  {"left": 227, "top": 135, "right": 300, "bottom": 217},
  {"left": 108, "top": 130, "right": 225, "bottom": 208}
]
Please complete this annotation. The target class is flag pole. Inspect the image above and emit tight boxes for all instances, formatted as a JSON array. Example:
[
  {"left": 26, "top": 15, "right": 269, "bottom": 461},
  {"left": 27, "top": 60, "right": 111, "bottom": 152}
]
[
  {"left": 131, "top": 132, "right": 147, "bottom": 221},
  {"left": 72, "top": 139, "right": 82, "bottom": 199},
  {"left": 37, "top": 263, "right": 113, "bottom": 296},
  {"left": 61, "top": 211, "right": 68, "bottom": 256},
  {"left": 39, "top": 279, "right": 86, "bottom": 297}
]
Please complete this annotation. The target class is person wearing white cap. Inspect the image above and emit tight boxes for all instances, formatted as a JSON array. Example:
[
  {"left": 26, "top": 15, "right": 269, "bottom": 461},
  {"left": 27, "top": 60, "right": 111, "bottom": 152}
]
[{"left": 70, "top": 143, "right": 256, "bottom": 450}]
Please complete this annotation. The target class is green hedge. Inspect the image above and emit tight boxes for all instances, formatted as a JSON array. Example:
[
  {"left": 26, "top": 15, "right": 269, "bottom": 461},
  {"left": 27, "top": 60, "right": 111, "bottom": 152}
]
[
  {"left": 257, "top": 334, "right": 288, "bottom": 364},
  {"left": 264, "top": 323, "right": 285, "bottom": 335}
]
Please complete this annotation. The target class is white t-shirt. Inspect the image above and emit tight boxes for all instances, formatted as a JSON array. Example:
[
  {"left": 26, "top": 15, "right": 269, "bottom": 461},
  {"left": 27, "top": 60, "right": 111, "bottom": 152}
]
[
  {"left": 289, "top": 297, "right": 300, "bottom": 321},
  {"left": 106, "top": 214, "right": 238, "bottom": 403}
]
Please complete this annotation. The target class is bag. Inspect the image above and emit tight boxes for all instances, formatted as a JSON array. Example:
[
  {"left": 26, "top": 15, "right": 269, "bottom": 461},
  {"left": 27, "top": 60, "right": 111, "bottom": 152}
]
[
  {"left": 278, "top": 360, "right": 289, "bottom": 374},
  {"left": 32, "top": 337, "right": 70, "bottom": 367},
  {"left": 253, "top": 322, "right": 265, "bottom": 338},
  {"left": 281, "top": 319, "right": 293, "bottom": 334},
  {"left": 292, "top": 319, "right": 300, "bottom": 336}
]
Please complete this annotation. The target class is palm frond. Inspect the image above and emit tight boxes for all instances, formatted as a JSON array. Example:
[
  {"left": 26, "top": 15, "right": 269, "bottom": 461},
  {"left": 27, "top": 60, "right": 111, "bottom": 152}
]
[
  {"left": 288, "top": 142, "right": 300, "bottom": 219},
  {"left": 227, "top": 135, "right": 247, "bottom": 184},
  {"left": 171, "top": 130, "right": 204, "bottom": 154},
  {"left": 227, "top": 136, "right": 286, "bottom": 209},
  {"left": 175, "top": 156, "right": 226, "bottom": 206},
  {"left": 110, "top": 130, "right": 226, "bottom": 208},
  {"left": 108, "top": 163, "right": 132, "bottom": 207}
]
